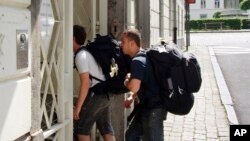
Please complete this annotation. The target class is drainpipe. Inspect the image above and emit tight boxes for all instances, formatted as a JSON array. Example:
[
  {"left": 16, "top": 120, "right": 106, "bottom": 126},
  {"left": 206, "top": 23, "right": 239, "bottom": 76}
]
[
  {"left": 173, "top": 0, "right": 177, "bottom": 44},
  {"left": 185, "top": 1, "right": 190, "bottom": 50},
  {"left": 160, "top": 0, "right": 164, "bottom": 38}
]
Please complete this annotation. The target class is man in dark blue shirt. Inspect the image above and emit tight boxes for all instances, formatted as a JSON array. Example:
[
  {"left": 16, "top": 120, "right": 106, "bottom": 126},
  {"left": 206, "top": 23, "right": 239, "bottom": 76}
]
[{"left": 121, "top": 29, "right": 167, "bottom": 141}]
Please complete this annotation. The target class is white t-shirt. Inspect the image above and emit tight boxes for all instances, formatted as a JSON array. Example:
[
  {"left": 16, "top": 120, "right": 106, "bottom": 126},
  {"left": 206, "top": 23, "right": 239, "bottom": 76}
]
[{"left": 75, "top": 49, "right": 105, "bottom": 87}]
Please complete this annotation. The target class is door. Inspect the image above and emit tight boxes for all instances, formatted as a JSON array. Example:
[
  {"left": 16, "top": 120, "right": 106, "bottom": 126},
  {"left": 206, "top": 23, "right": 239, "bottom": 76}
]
[{"left": 73, "top": 0, "right": 107, "bottom": 140}]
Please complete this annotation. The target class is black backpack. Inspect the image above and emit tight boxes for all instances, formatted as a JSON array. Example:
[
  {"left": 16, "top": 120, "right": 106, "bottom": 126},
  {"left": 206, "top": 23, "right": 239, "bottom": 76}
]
[
  {"left": 74, "top": 34, "right": 130, "bottom": 94},
  {"left": 146, "top": 43, "right": 202, "bottom": 115}
]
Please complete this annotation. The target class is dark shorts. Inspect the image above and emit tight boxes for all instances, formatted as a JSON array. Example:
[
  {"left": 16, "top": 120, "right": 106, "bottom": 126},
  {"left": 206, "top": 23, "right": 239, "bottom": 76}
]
[{"left": 74, "top": 92, "right": 114, "bottom": 136}]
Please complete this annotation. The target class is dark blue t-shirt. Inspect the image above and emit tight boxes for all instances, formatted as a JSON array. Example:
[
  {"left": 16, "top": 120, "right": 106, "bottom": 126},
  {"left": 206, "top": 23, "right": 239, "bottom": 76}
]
[{"left": 130, "top": 51, "right": 163, "bottom": 109}]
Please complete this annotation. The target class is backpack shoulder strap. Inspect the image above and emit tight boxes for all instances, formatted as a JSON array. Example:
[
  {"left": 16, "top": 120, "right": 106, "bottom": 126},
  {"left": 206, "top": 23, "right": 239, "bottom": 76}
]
[{"left": 90, "top": 75, "right": 104, "bottom": 82}]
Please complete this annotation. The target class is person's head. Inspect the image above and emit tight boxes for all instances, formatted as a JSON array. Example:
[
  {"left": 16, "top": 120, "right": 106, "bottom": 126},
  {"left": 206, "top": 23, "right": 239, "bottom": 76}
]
[
  {"left": 121, "top": 29, "right": 141, "bottom": 57},
  {"left": 73, "top": 25, "right": 86, "bottom": 52}
]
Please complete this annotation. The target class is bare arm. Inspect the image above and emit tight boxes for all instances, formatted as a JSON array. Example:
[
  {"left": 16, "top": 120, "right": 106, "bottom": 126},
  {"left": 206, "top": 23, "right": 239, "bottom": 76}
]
[
  {"left": 124, "top": 78, "right": 141, "bottom": 94},
  {"left": 124, "top": 74, "right": 141, "bottom": 108},
  {"left": 74, "top": 72, "right": 90, "bottom": 120}
]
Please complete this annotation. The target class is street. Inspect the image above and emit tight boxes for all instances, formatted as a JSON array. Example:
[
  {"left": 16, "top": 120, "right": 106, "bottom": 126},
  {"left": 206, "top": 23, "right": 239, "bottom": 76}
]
[{"left": 190, "top": 31, "right": 250, "bottom": 124}]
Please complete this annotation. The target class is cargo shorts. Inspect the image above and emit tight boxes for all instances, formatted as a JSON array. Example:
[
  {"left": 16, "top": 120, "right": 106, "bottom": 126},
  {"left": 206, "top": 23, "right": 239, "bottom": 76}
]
[{"left": 74, "top": 92, "right": 114, "bottom": 136}]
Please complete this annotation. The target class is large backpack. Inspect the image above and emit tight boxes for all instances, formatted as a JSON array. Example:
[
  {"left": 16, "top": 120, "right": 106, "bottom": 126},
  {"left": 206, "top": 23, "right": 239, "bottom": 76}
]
[
  {"left": 74, "top": 34, "right": 130, "bottom": 94},
  {"left": 146, "top": 43, "right": 202, "bottom": 115}
]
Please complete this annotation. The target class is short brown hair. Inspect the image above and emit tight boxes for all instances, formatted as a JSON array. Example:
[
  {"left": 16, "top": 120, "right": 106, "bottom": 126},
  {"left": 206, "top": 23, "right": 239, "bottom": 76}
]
[
  {"left": 123, "top": 29, "right": 141, "bottom": 47},
  {"left": 73, "top": 25, "right": 86, "bottom": 45}
]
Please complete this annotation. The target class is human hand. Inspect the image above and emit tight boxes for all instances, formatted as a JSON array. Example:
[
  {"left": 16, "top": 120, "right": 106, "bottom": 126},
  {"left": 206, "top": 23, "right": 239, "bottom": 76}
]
[
  {"left": 124, "top": 73, "right": 131, "bottom": 86},
  {"left": 73, "top": 106, "right": 81, "bottom": 120},
  {"left": 124, "top": 95, "right": 134, "bottom": 108}
]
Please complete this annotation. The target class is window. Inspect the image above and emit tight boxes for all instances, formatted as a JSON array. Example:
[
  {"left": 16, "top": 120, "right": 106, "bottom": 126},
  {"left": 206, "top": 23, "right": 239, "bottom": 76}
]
[
  {"left": 200, "top": 14, "right": 207, "bottom": 19},
  {"left": 215, "top": 0, "right": 220, "bottom": 8},
  {"left": 201, "top": 0, "right": 206, "bottom": 9}
]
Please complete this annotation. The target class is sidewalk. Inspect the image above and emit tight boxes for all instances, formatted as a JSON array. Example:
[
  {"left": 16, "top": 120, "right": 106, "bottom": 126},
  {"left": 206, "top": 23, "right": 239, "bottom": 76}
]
[{"left": 163, "top": 46, "right": 230, "bottom": 141}]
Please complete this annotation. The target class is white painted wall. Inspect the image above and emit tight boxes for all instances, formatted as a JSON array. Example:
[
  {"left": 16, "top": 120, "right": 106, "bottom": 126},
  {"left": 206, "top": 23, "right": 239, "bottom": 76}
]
[
  {"left": 0, "top": 1, "right": 31, "bottom": 140},
  {"left": 0, "top": 0, "right": 30, "bottom": 8},
  {"left": 0, "top": 6, "right": 31, "bottom": 79},
  {"left": 0, "top": 78, "right": 31, "bottom": 141},
  {"left": 149, "top": 0, "right": 185, "bottom": 46},
  {"left": 163, "top": 0, "right": 170, "bottom": 39},
  {"left": 150, "top": 0, "right": 160, "bottom": 45}
]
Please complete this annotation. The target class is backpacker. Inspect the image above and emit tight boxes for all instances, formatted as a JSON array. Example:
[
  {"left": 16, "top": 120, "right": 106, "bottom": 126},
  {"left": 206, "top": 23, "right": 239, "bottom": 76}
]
[
  {"left": 74, "top": 34, "right": 130, "bottom": 94},
  {"left": 146, "top": 42, "right": 202, "bottom": 115}
]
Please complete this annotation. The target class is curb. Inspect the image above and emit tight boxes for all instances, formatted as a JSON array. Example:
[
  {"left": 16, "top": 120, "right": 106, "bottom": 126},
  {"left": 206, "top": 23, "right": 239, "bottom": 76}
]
[{"left": 208, "top": 47, "right": 239, "bottom": 125}]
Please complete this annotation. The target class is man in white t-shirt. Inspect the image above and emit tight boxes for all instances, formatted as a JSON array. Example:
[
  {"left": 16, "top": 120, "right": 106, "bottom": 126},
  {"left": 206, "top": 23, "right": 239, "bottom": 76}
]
[{"left": 73, "top": 25, "right": 116, "bottom": 141}]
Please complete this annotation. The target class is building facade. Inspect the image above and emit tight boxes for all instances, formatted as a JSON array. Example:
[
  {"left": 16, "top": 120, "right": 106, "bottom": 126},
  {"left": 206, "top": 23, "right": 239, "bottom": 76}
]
[
  {"left": 134, "top": 0, "right": 185, "bottom": 48},
  {"left": 190, "top": 0, "right": 248, "bottom": 20},
  {"left": 190, "top": 0, "right": 225, "bottom": 19}
]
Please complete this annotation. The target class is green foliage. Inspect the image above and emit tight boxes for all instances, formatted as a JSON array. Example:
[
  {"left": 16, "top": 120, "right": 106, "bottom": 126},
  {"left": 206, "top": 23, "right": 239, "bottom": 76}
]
[
  {"left": 188, "top": 20, "right": 204, "bottom": 30},
  {"left": 240, "top": 0, "right": 250, "bottom": 10},
  {"left": 189, "top": 19, "right": 245, "bottom": 30},
  {"left": 242, "top": 19, "right": 250, "bottom": 29},
  {"left": 224, "top": 19, "right": 242, "bottom": 30},
  {"left": 213, "top": 12, "right": 221, "bottom": 19}
]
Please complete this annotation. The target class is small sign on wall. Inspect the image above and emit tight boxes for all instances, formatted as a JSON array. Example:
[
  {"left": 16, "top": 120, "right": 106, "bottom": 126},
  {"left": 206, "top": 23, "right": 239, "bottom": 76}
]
[{"left": 16, "top": 30, "right": 28, "bottom": 69}]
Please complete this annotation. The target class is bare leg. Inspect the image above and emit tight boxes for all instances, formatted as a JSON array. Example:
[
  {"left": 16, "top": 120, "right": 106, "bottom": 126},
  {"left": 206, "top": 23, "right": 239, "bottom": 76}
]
[
  {"left": 77, "top": 135, "right": 91, "bottom": 141},
  {"left": 103, "top": 134, "right": 116, "bottom": 141}
]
